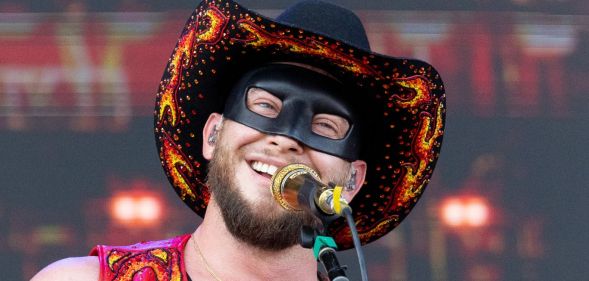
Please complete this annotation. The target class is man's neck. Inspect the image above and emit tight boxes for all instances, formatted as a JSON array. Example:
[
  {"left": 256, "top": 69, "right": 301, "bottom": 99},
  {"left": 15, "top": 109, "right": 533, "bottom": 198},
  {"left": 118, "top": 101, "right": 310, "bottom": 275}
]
[{"left": 183, "top": 199, "right": 319, "bottom": 281}]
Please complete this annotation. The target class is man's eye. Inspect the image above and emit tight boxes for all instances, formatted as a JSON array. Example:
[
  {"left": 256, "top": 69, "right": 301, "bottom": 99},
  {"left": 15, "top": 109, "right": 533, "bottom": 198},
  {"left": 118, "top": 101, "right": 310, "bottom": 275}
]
[
  {"left": 251, "top": 100, "right": 279, "bottom": 117},
  {"left": 256, "top": 102, "right": 275, "bottom": 110},
  {"left": 246, "top": 88, "right": 283, "bottom": 118},
  {"left": 312, "top": 115, "right": 349, "bottom": 140},
  {"left": 314, "top": 121, "right": 337, "bottom": 131}
]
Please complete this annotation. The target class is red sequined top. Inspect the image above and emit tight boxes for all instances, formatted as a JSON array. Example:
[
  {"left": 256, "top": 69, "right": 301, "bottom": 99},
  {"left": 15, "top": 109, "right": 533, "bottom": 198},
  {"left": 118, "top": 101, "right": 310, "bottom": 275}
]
[
  {"left": 90, "top": 234, "right": 191, "bottom": 281},
  {"left": 90, "top": 234, "right": 328, "bottom": 281}
]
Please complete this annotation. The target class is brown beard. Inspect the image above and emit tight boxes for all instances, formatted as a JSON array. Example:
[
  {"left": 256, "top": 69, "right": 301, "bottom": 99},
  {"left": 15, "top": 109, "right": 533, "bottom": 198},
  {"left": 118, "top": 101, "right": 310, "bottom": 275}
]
[{"left": 206, "top": 138, "right": 321, "bottom": 251}]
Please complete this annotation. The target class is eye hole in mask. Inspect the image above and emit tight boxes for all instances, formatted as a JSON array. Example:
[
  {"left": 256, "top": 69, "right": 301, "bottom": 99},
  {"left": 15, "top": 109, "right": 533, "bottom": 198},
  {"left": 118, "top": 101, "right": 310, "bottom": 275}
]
[{"left": 246, "top": 87, "right": 350, "bottom": 140}]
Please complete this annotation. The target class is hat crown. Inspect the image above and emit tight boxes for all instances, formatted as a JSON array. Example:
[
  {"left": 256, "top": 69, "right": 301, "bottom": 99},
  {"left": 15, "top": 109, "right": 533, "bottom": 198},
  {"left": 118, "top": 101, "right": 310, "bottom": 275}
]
[{"left": 276, "top": 0, "right": 370, "bottom": 50}]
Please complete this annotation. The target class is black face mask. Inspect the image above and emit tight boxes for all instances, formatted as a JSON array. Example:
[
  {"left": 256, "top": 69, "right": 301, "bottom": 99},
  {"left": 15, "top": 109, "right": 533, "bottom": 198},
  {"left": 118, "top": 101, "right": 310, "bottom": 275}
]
[{"left": 223, "top": 64, "right": 361, "bottom": 160}]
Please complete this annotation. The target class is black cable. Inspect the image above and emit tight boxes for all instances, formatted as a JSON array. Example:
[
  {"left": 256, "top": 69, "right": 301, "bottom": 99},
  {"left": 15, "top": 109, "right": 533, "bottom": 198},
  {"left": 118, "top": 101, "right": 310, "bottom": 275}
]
[{"left": 343, "top": 207, "right": 368, "bottom": 281}]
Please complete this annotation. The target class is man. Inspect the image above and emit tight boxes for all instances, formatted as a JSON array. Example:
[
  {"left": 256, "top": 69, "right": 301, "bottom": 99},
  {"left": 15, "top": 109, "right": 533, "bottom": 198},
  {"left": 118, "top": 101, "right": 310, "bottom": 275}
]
[{"left": 32, "top": 0, "right": 445, "bottom": 280}]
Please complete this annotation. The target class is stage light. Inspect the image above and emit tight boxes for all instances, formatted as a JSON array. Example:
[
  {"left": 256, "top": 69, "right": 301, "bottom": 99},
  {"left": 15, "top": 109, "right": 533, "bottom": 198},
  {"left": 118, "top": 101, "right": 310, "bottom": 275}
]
[
  {"left": 441, "top": 196, "right": 490, "bottom": 228},
  {"left": 136, "top": 196, "right": 162, "bottom": 222},
  {"left": 109, "top": 192, "right": 163, "bottom": 227},
  {"left": 111, "top": 196, "right": 135, "bottom": 222},
  {"left": 464, "top": 198, "right": 489, "bottom": 227},
  {"left": 442, "top": 199, "right": 465, "bottom": 227}
]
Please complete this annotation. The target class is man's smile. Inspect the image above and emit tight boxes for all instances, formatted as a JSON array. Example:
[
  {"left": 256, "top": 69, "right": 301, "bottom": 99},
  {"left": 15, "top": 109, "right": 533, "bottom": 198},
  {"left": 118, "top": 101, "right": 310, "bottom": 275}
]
[{"left": 250, "top": 161, "right": 279, "bottom": 178}]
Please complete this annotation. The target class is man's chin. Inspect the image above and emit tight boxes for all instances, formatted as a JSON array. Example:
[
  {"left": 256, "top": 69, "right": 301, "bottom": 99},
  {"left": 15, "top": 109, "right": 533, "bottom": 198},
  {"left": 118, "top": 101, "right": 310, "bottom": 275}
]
[{"left": 207, "top": 140, "right": 316, "bottom": 251}]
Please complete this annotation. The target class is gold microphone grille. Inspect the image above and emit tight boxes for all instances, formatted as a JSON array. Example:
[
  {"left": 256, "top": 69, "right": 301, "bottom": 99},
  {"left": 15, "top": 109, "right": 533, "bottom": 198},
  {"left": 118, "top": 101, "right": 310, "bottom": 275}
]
[{"left": 270, "top": 164, "right": 321, "bottom": 211}]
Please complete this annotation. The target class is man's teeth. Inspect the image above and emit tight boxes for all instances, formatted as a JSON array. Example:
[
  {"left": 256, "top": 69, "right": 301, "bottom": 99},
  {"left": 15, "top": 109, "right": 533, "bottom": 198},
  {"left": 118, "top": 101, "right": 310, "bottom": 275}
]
[{"left": 251, "top": 161, "right": 278, "bottom": 176}]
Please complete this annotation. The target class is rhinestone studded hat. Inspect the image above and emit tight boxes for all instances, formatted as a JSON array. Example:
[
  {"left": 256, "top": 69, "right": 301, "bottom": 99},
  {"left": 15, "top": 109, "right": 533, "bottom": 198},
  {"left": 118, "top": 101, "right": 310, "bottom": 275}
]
[{"left": 154, "top": 0, "right": 446, "bottom": 250}]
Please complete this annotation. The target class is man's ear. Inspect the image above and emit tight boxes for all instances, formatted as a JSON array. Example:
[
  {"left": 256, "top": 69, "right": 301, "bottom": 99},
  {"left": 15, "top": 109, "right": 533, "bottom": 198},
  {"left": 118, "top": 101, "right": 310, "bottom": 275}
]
[
  {"left": 202, "top": 113, "right": 223, "bottom": 160},
  {"left": 342, "top": 160, "right": 367, "bottom": 203}
]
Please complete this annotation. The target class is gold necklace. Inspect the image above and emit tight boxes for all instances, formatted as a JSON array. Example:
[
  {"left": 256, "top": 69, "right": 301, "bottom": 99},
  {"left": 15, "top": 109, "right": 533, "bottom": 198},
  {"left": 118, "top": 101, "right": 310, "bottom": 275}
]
[{"left": 192, "top": 234, "right": 223, "bottom": 281}]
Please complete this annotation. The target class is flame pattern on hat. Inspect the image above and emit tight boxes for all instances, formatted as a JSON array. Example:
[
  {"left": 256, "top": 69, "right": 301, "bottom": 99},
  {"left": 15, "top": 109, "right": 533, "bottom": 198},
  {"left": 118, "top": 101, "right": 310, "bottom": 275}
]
[
  {"left": 158, "top": 7, "right": 228, "bottom": 127},
  {"left": 236, "top": 21, "right": 377, "bottom": 75},
  {"left": 396, "top": 101, "right": 444, "bottom": 202},
  {"left": 156, "top": 7, "right": 227, "bottom": 212},
  {"left": 161, "top": 133, "right": 205, "bottom": 204}
]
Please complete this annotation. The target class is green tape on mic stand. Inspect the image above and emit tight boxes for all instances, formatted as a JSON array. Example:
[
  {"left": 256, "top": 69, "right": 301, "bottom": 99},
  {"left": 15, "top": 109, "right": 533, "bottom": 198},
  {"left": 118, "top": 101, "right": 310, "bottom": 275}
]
[{"left": 313, "top": 235, "right": 338, "bottom": 259}]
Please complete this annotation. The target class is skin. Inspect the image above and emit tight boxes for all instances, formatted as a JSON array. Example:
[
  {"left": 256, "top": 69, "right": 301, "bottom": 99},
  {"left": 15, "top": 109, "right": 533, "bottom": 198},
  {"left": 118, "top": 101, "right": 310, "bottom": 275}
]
[{"left": 31, "top": 113, "right": 367, "bottom": 281}]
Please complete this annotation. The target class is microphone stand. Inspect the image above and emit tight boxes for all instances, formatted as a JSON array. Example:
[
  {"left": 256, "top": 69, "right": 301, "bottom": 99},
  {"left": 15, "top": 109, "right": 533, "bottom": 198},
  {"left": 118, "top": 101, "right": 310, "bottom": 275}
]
[
  {"left": 300, "top": 226, "right": 349, "bottom": 281},
  {"left": 272, "top": 165, "right": 366, "bottom": 280},
  {"left": 296, "top": 180, "right": 350, "bottom": 280}
]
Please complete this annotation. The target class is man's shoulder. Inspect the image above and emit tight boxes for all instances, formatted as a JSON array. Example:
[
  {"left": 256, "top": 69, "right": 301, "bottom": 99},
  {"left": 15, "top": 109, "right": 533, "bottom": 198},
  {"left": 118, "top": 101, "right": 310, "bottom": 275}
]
[{"left": 31, "top": 256, "right": 100, "bottom": 281}]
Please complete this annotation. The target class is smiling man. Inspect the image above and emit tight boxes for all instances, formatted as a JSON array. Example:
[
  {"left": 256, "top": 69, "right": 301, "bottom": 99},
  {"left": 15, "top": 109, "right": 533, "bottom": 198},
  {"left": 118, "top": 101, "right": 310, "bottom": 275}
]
[
  {"left": 32, "top": 0, "right": 445, "bottom": 280},
  {"left": 202, "top": 63, "right": 369, "bottom": 254}
]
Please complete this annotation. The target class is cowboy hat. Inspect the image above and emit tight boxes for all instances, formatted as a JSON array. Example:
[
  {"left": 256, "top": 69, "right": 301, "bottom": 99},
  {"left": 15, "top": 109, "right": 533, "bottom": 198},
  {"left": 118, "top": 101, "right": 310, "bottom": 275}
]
[{"left": 154, "top": 0, "right": 446, "bottom": 250}]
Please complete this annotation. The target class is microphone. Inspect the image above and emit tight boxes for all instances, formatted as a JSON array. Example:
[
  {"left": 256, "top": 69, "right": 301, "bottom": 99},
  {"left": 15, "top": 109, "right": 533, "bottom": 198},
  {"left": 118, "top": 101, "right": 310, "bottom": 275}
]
[{"left": 270, "top": 163, "right": 349, "bottom": 216}]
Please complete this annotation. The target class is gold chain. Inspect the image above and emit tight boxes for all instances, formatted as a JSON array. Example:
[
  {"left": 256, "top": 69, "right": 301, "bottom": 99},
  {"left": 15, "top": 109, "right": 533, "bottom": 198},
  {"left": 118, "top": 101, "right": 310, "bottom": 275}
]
[{"left": 192, "top": 234, "right": 223, "bottom": 281}]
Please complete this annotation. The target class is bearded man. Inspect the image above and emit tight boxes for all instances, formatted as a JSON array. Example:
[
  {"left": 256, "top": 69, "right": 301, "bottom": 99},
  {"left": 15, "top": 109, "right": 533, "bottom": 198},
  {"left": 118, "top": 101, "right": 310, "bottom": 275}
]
[{"left": 32, "top": 0, "right": 445, "bottom": 280}]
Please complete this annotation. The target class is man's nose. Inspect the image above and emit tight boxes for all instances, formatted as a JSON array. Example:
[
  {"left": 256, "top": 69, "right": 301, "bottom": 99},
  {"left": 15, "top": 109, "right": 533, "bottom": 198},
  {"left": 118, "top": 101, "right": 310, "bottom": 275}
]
[{"left": 267, "top": 134, "right": 304, "bottom": 154}]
